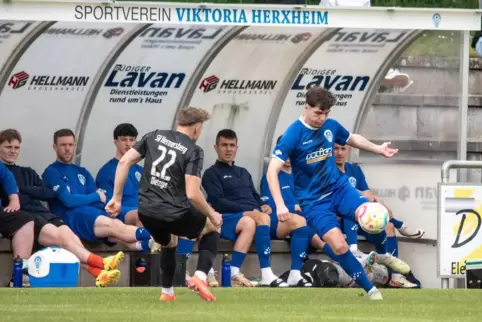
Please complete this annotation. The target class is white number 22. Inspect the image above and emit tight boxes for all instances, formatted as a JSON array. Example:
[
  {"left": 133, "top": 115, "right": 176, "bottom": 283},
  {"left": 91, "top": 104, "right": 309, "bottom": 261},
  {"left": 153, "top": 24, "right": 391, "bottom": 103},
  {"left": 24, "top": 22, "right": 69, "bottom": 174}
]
[{"left": 151, "top": 145, "right": 176, "bottom": 182}]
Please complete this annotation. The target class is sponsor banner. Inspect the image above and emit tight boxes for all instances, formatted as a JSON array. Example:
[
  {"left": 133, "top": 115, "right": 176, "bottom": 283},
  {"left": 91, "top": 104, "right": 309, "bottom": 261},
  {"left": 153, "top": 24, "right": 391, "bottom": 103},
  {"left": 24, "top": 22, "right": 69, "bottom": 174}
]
[
  {"left": 272, "top": 29, "right": 410, "bottom": 150},
  {"left": 0, "top": 2, "right": 478, "bottom": 30},
  {"left": 79, "top": 24, "right": 230, "bottom": 175},
  {"left": 439, "top": 184, "right": 482, "bottom": 277},
  {"left": 0, "top": 22, "right": 135, "bottom": 174},
  {"left": 0, "top": 20, "right": 39, "bottom": 71},
  {"left": 188, "top": 26, "right": 325, "bottom": 182}
]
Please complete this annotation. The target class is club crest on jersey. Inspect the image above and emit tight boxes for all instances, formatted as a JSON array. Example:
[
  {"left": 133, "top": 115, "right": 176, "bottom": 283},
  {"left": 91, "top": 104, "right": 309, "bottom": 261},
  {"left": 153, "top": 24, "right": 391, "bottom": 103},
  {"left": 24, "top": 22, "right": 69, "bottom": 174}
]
[
  {"left": 135, "top": 171, "right": 141, "bottom": 182},
  {"left": 324, "top": 130, "right": 333, "bottom": 143},
  {"left": 349, "top": 176, "right": 357, "bottom": 188},
  {"left": 77, "top": 174, "right": 86, "bottom": 185}
]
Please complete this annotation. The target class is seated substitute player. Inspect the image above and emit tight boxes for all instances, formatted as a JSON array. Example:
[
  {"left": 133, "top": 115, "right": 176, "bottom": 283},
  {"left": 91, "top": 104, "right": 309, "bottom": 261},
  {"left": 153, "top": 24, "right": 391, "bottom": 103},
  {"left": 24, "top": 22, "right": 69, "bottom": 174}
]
[
  {"left": 42, "top": 129, "right": 153, "bottom": 253},
  {"left": 96, "top": 123, "right": 143, "bottom": 227},
  {"left": 0, "top": 159, "right": 35, "bottom": 286},
  {"left": 106, "top": 107, "right": 223, "bottom": 302},
  {"left": 0, "top": 129, "right": 124, "bottom": 287},
  {"left": 266, "top": 86, "right": 410, "bottom": 300},
  {"left": 202, "top": 129, "right": 314, "bottom": 288}
]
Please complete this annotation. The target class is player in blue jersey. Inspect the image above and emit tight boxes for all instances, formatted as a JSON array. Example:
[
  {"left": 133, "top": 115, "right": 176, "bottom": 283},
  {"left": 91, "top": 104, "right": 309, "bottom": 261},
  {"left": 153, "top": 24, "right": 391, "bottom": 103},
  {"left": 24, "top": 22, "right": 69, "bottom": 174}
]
[
  {"left": 266, "top": 86, "right": 409, "bottom": 300},
  {"left": 334, "top": 143, "right": 422, "bottom": 288},
  {"left": 96, "top": 123, "right": 143, "bottom": 227},
  {"left": 42, "top": 129, "right": 154, "bottom": 253}
]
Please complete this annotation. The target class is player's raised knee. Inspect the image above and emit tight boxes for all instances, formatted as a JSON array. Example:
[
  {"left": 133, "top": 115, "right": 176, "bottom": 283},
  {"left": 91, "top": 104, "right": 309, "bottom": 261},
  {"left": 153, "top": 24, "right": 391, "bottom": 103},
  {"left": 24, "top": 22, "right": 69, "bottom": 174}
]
[
  {"left": 238, "top": 215, "right": 256, "bottom": 233},
  {"left": 286, "top": 213, "right": 306, "bottom": 230},
  {"left": 245, "top": 210, "right": 270, "bottom": 226}
]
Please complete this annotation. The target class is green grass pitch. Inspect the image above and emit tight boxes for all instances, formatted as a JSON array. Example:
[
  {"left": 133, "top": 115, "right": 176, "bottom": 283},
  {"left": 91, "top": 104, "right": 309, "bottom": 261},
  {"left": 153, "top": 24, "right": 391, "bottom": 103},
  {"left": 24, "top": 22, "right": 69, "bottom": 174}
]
[{"left": 0, "top": 288, "right": 481, "bottom": 321}]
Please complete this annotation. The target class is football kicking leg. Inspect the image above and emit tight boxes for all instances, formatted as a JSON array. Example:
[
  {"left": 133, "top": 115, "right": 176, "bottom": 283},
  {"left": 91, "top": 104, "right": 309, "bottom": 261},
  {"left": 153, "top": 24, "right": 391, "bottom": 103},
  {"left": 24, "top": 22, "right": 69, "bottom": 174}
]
[
  {"left": 275, "top": 213, "right": 313, "bottom": 287},
  {"left": 243, "top": 210, "right": 287, "bottom": 287}
]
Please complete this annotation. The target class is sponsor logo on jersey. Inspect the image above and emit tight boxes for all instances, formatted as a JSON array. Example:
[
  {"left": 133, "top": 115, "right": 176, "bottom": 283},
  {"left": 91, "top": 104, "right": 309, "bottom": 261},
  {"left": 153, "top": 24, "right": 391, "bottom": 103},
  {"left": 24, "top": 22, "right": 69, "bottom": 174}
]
[{"left": 306, "top": 147, "right": 332, "bottom": 164}]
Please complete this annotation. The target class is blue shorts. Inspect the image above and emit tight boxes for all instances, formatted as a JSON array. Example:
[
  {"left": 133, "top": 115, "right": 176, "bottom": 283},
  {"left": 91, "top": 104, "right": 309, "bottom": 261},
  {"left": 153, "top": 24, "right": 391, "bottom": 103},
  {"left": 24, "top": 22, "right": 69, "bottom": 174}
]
[
  {"left": 221, "top": 212, "right": 243, "bottom": 242},
  {"left": 119, "top": 206, "right": 137, "bottom": 223},
  {"left": 63, "top": 206, "right": 115, "bottom": 246},
  {"left": 221, "top": 210, "right": 281, "bottom": 241},
  {"left": 304, "top": 182, "right": 369, "bottom": 238}
]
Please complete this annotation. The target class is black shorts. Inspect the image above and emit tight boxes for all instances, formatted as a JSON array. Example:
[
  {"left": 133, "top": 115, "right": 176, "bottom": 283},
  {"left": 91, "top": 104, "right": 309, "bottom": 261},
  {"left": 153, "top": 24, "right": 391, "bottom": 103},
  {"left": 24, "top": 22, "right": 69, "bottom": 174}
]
[
  {"left": 0, "top": 210, "right": 34, "bottom": 239},
  {"left": 32, "top": 212, "right": 65, "bottom": 243},
  {"left": 139, "top": 207, "right": 206, "bottom": 246}
]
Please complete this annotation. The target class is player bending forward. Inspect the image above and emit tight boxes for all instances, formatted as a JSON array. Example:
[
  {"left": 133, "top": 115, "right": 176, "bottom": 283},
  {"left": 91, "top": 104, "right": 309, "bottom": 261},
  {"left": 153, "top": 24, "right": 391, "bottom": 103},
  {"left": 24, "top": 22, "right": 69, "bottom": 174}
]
[
  {"left": 106, "top": 107, "right": 222, "bottom": 302},
  {"left": 267, "top": 86, "right": 408, "bottom": 300}
]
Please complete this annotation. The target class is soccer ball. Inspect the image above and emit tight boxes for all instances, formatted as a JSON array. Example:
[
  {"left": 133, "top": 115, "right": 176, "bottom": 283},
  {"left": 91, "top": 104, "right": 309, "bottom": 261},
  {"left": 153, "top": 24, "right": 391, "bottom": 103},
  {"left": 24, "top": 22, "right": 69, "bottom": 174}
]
[{"left": 356, "top": 202, "right": 389, "bottom": 234}]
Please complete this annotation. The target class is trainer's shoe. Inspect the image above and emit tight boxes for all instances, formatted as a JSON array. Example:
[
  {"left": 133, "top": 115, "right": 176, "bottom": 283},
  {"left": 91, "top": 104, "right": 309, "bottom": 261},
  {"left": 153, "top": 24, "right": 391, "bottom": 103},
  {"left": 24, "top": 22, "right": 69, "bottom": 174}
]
[
  {"left": 150, "top": 240, "right": 162, "bottom": 254},
  {"left": 232, "top": 273, "right": 256, "bottom": 287},
  {"left": 96, "top": 269, "right": 120, "bottom": 287},
  {"left": 351, "top": 249, "right": 366, "bottom": 258},
  {"left": 376, "top": 254, "right": 410, "bottom": 275},
  {"left": 103, "top": 251, "right": 124, "bottom": 271},
  {"left": 368, "top": 288, "right": 383, "bottom": 300},
  {"left": 360, "top": 251, "right": 377, "bottom": 273},
  {"left": 187, "top": 275, "right": 216, "bottom": 302},
  {"left": 389, "top": 273, "right": 418, "bottom": 288},
  {"left": 398, "top": 226, "right": 425, "bottom": 239},
  {"left": 207, "top": 270, "right": 219, "bottom": 287},
  {"left": 160, "top": 293, "right": 176, "bottom": 301}
]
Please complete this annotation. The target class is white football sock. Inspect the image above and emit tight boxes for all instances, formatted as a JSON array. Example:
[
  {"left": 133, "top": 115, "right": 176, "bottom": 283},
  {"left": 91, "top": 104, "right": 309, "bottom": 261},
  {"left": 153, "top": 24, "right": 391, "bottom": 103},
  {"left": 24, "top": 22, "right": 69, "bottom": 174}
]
[
  {"left": 209, "top": 267, "right": 215, "bottom": 275},
  {"left": 194, "top": 270, "right": 207, "bottom": 282},
  {"left": 349, "top": 244, "right": 358, "bottom": 252},
  {"left": 162, "top": 287, "right": 174, "bottom": 296},
  {"left": 287, "top": 270, "right": 302, "bottom": 286},
  {"left": 231, "top": 266, "right": 240, "bottom": 278},
  {"left": 261, "top": 267, "right": 277, "bottom": 283}
]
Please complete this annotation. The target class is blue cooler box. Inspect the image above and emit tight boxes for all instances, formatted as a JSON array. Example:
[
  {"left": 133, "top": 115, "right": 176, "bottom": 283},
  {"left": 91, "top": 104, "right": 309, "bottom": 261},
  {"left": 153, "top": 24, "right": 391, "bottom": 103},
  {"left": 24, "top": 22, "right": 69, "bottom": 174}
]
[{"left": 28, "top": 246, "right": 80, "bottom": 288}]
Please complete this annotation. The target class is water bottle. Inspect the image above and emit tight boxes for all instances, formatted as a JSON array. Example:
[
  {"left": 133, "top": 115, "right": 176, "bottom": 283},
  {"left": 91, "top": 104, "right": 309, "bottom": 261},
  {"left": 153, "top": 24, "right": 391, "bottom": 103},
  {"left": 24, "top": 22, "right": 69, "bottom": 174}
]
[
  {"left": 13, "top": 256, "right": 23, "bottom": 288},
  {"left": 221, "top": 253, "right": 231, "bottom": 287}
]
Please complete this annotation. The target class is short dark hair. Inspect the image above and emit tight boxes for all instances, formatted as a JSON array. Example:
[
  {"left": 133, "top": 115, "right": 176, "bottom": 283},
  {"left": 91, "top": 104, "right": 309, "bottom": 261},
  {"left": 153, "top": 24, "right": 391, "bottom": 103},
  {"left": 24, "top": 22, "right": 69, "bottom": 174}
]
[
  {"left": 113, "top": 123, "right": 138, "bottom": 140},
  {"left": 276, "top": 135, "right": 283, "bottom": 145},
  {"left": 176, "top": 107, "right": 211, "bottom": 126},
  {"left": 53, "top": 129, "right": 75, "bottom": 144},
  {"left": 216, "top": 129, "right": 237, "bottom": 145},
  {"left": 306, "top": 86, "right": 337, "bottom": 110},
  {"left": 0, "top": 129, "right": 22, "bottom": 145}
]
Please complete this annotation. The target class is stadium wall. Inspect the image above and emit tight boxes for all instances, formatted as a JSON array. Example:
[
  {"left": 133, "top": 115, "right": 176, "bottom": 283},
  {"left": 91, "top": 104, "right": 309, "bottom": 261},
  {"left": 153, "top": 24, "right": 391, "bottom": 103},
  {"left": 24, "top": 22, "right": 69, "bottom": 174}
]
[{"left": 0, "top": 20, "right": 476, "bottom": 288}]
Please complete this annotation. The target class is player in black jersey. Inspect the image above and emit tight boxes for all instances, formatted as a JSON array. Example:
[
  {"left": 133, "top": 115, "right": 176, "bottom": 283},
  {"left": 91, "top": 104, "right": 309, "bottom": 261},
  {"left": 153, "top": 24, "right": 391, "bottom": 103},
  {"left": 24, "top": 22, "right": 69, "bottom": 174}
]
[{"left": 106, "top": 107, "right": 222, "bottom": 302}]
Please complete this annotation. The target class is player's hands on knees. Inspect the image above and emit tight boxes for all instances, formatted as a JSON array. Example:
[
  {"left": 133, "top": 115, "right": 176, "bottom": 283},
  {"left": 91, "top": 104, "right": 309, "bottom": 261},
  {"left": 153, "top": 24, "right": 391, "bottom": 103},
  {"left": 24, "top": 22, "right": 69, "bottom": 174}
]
[
  {"left": 261, "top": 204, "right": 272, "bottom": 215},
  {"left": 105, "top": 199, "right": 121, "bottom": 218},
  {"left": 208, "top": 211, "right": 223, "bottom": 228},
  {"left": 277, "top": 205, "right": 290, "bottom": 222},
  {"left": 97, "top": 189, "right": 107, "bottom": 204}
]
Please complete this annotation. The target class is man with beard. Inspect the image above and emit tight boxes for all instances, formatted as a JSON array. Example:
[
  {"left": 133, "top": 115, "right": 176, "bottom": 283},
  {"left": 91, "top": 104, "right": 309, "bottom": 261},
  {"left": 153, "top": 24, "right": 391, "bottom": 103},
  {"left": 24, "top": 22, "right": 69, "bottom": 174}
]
[{"left": 42, "top": 129, "right": 154, "bottom": 255}]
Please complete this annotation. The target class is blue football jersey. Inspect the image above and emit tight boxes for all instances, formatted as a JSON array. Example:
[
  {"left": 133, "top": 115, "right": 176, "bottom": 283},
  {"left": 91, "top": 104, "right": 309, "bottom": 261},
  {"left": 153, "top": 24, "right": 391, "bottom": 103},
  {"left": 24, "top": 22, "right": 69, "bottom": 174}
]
[
  {"left": 343, "top": 162, "right": 369, "bottom": 191},
  {"left": 272, "top": 117, "right": 351, "bottom": 209}
]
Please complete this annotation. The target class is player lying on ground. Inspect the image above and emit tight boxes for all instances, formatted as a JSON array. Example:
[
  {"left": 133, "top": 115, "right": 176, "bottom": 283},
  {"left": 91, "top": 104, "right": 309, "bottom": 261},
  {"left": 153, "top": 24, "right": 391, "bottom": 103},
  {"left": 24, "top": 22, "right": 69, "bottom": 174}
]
[
  {"left": 266, "top": 86, "right": 410, "bottom": 300},
  {"left": 42, "top": 129, "right": 155, "bottom": 253},
  {"left": 202, "top": 129, "right": 315, "bottom": 287},
  {"left": 96, "top": 123, "right": 143, "bottom": 227},
  {"left": 106, "top": 107, "right": 222, "bottom": 302},
  {"left": 0, "top": 151, "right": 123, "bottom": 287}
]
